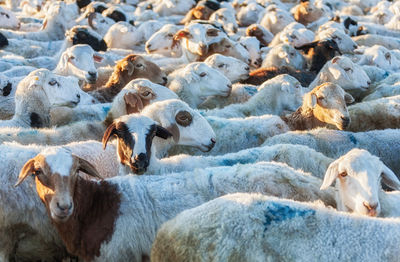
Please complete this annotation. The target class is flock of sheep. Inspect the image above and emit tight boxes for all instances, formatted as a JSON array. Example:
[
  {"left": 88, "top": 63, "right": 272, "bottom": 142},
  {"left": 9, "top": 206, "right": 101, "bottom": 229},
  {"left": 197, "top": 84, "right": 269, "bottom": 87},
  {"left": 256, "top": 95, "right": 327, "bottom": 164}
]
[{"left": 1, "top": 0, "right": 400, "bottom": 261}]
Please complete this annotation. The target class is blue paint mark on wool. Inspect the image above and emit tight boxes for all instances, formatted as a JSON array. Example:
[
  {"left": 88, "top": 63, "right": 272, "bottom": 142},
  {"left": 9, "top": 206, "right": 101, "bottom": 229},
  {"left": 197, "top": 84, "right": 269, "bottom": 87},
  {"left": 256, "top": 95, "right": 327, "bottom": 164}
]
[
  {"left": 102, "top": 105, "right": 111, "bottom": 114},
  {"left": 17, "top": 130, "right": 38, "bottom": 137},
  {"left": 263, "top": 203, "right": 315, "bottom": 233},
  {"left": 348, "top": 134, "right": 357, "bottom": 145},
  {"left": 244, "top": 86, "right": 257, "bottom": 95}
]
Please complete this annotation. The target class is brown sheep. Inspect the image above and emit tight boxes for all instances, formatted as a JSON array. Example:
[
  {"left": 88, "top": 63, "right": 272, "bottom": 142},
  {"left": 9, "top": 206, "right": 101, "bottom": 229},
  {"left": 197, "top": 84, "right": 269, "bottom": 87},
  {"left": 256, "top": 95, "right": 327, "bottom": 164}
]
[
  {"left": 89, "top": 55, "right": 167, "bottom": 103},
  {"left": 245, "top": 24, "right": 272, "bottom": 47},
  {"left": 180, "top": 1, "right": 220, "bottom": 25},
  {"left": 293, "top": 0, "right": 324, "bottom": 26},
  {"left": 242, "top": 66, "right": 316, "bottom": 87}
]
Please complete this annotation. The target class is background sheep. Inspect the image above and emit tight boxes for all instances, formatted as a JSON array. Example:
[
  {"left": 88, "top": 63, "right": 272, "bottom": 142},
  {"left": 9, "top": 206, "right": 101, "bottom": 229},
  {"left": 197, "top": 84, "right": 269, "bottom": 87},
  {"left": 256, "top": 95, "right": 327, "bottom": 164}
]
[{"left": 151, "top": 193, "right": 400, "bottom": 262}]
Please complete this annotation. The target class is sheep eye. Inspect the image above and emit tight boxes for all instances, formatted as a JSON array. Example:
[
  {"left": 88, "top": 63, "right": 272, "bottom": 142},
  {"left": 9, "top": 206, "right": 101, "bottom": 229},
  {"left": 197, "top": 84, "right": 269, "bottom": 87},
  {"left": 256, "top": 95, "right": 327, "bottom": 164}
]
[
  {"left": 49, "top": 80, "right": 58, "bottom": 86},
  {"left": 339, "top": 171, "right": 347, "bottom": 177},
  {"left": 290, "top": 52, "right": 295, "bottom": 56},
  {"left": 385, "top": 53, "right": 391, "bottom": 60},
  {"left": 100, "top": 19, "right": 105, "bottom": 23},
  {"left": 199, "top": 72, "right": 207, "bottom": 77},
  {"left": 136, "top": 63, "right": 143, "bottom": 68},
  {"left": 33, "top": 170, "right": 43, "bottom": 176},
  {"left": 344, "top": 68, "right": 352, "bottom": 72},
  {"left": 290, "top": 35, "right": 297, "bottom": 39},
  {"left": 317, "top": 96, "right": 324, "bottom": 101},
  {"left": 167, "top": 33, "right": 174, "bottom": 37},
  {"left": 69, "top": 56, "right": 75, "bottom": 60},
  {"left": 225, "top": 45, "right": 232, "bottom": 48},
  {"left": 217, "top": 64, "right": 225, "bottom": 68},
  {"left": 142, "top": 91, "right": 151, "bottom": 96}
]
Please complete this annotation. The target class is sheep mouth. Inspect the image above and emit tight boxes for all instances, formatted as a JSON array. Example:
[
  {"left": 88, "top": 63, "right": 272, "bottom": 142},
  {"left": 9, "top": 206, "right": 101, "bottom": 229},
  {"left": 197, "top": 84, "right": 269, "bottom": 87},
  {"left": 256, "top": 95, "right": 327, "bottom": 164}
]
[
  {"left": 86, "top": 77, "right": 98, "bottom": 84},
  {"left": 52, "top": 212, "right": 71, "bottom": 222},
  {"left": 198, "top": 143, "right": 215, "bottom": 152}
]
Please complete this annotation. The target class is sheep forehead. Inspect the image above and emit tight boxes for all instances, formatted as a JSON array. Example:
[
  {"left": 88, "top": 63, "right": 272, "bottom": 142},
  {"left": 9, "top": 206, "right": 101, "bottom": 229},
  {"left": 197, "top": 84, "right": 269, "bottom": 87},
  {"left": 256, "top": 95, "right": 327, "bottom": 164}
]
[
  {"left": 122, "top": 115, "right": 157, "bottom": 134},
  {"left": 339, "top": 149, "right": 382, "bottom": 176},
  {"left": 69, "top": 45, "right": 94, "bottom": 55},
  {"left": 41, "top": 148, "right": 74, "bottom": 177},
  {"left": 317, "top": 83, "right": 344, "bottom": 98}
]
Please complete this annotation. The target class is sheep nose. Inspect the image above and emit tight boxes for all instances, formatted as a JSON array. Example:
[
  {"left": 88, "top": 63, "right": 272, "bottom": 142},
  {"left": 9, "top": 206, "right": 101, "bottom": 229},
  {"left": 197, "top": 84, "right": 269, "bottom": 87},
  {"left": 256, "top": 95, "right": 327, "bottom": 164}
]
[
  {"left": 245, "top": 66, "right": 250, "bottom": 71},
  {"left": 247, "top": 59, "right": 251, "bottom": 64},
  {"left": 76, "top": 94, "right": 80, "bottom": 99},
  {"left": 162, "top": 76, "right": 168, "bottom": 84},
  {"left": 134, "top": 153, "right": 147, "bottom": 162},
  {"left": 57, "top": 202, "right": 72, "bottom": 212},
  {"left": 341, "top": 116, "right": 350, "bottom": 128},
  {"left": 367, "top": 81, "right": 371, "bottom": 85},
  {"left": 88, "top": 71, "right": 97, "bottom": 78},
  {"left": 211, "top": 138, "right": 216, "bottom": 144},
  {"left": 199, "top": 43, "right": 208, "bottom": 55},
  {"left": 146, "top": 43, "right": 152, "bottom": 49},
  {"left": 2, "top": 83, "right": 12, "bottom": 97},
  {"left": 363, "top": 201, "right": 378, "bottom": 216},
  {"left": 353, "top": 44, "right": 358, "bottom": 49}
]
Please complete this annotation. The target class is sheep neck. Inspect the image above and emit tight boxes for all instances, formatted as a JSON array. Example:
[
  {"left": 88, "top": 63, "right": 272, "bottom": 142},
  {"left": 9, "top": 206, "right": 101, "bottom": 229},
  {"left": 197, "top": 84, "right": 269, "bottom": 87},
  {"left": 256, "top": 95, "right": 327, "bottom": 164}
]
[
  {"left": 13, "top": 93, "right": 50, "bottom": 128},
  {"left": 48, "top": 177, "right": 121, "bottom": 261},
  {"left": 171, "top": 80, "right": 202, "bottom": 108},
  {"left": 281, "top": 106, "right": 325, "bottom": 131}
]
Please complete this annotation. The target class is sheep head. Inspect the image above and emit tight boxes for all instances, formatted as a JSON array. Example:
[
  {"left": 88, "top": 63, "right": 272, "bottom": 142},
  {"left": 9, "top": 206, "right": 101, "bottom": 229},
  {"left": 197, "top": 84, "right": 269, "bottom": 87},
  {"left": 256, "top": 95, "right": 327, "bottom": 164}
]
[
  {"left": 15, "top": 147, "right": 101, "bottom": 222},
  {"left": 320, "top": 149, "right": 400, "bottom": 217},
  {"left": 302, "top": 82, "right": 354, "bottom": 130}
]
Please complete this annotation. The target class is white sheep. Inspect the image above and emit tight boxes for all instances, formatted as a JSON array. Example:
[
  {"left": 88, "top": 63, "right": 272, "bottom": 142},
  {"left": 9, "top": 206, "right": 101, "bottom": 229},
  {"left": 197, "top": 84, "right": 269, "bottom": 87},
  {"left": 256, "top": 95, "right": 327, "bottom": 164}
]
[
  {"left": 237, "top": 3, "right": 265, "bottom": 27},
  {"left": 202, "top": 74, "right": 306, "bottom": 118},
  {"left": 261, "top": 43, "right": 306, "bottom": 70},
  {"left": 0, "top": 69, "right": 83, "bottom": 128},
  {"left": 209, "top": 7, "right": 238, "bottom": 34},
  {"left": 259, "top": 7, "right": 295, "bottom": 35},
  {"left": 16, "top": 150, "right": 335, "bottom": 261},
  {"left": 357, "top": 45, "right": 400, "bottom": 71},
  {"left": 263, "top": 128, "right": 400, "bottom": 176},
  {"left": 204, "top": 54, "right": 249, "bottom": 83},
  {"left": 0, "top": 6, "right": 20, "bottom": 29},
  {"left": 145, "top": 24, "right": 183, "bottom": 57},
  {"left": 151, "top": 193, "right": 400, "bottom": 262},
  {"left": 153, "top": 0, "right": 195, "bottom": 16},
  {"left": 76, "top": 11, "right": 115, "bottom": 37},
  {"left": 353, "top": 34, "right": 400, "bottom": 50},
  {"left": 167, "top": 62, "right": 232, "bottom": 108},
  {"left": 308, "top": 56, "right": 370, "bottom": 98},
  {"left": 269, "top": 22, "right": 315, "bottom": 48},
  {"left": 239, "top": 36, "right": 262, "bottom": 68},
  {"left": 321, "top": 149, "right": 400, "bottom": 217},
  {"left": 316, "top": 28, "right": 357, "bottom": 53}
]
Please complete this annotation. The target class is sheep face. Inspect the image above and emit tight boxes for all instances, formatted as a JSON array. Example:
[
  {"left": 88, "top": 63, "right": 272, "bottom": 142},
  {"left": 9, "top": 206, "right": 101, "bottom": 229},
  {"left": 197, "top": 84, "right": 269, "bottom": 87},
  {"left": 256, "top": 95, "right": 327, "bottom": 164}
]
[
  {"left": 209, "top": 8, "right": 238, "bottom": 34},
  {"left": 205, "top": 54, "right": 250, "bottom": 83},
  {"left": 263, "top": 44, "right": 306, "bottom": 70},
  {"left": 321, "top": 149, "right": 400, "bottom": 217},
  {"left": 318, "top": 29, "right": 357, "bottom": 53},
  {"left": 305, "top": 83, "right": 354, "bottom": 130},
  {"left": 327, "top": 56, "right": 370, "bottom": 92},
  {"left": 102, "top": 115, "right": 172, "bottom": 175},
  {"left": 104, "top": 22, "right": 137, "bottom": 49},
  {"left": 240, "top": 37, "right": 262, "bottom": 68},
  {"left": 293, "top": 1, "right": 324, "bottom": 25},
  {"left": 281, "top": 27, "right": 315, "bottom": 48},
  {"left": 0, "top": 6, "right": 20, "bottom": 29},
  {"left": 185, "top": 63, "right": 232, "bottom": 98},
  {"left": 237, "top": 3, "right": 264, "bottom": 27},
  {"left": 270, "top": 75, "right": 307, "bottom": 112},
  {"left": 15, "top": 147, "right": 102, "bottom": 222},
  {"left": 58, "top": 44, "right": 102, "bottom": 84},
  {"left": 16, "top": 69, "right": 82, "bottom": 108},
  {"left": 67, "top": 26, "right": 108, "bottom": 52},
  {"left": 260, "top": 9, "right": 295, "bottom": 35},
  {"left": 145, "top": 24, "right": 181, "bottom": 56},
  {"left": 173, "top": 24, "right": 210, "bottom": 57},
  {"left": 358, "top": 45, "right": 400, "bottom": 71},
  {"left": 111, "top": 55, "right": 167, "bottom": 86}
]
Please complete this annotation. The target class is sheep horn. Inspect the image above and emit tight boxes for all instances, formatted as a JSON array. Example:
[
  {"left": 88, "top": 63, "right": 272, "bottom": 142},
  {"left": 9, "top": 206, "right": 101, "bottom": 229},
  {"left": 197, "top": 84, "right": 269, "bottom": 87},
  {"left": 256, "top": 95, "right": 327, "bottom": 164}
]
[{"left": 88, "top": 12, "right": 97, "bottom": 30}]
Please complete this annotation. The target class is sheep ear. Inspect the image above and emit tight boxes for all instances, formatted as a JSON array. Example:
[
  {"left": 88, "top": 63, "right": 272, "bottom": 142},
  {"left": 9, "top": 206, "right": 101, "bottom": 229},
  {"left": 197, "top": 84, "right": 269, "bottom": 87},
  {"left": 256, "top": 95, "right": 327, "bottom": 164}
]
[
  {"left": 166, "top": 124, "right": 180, "bottom": 143},
  {"left": 155, "top": 125, "right": 173, "bottom": 140},
  {"left": 15, "top": 158, "right": 36, "bottom": 187},
  {"left": 102, "top": 122, "right": 117, "bottom": 149},
  {"left": 381, "top": 164, "right": 400, "bottom": 190},
  {"left": 344, "top": 92, "right": 354, "bottom": 104},
  {"left": 328, "top": 63, "right": 342, "bottom": 80},
  {"left": 278, "top": 51, "right": 287, "bottom": 59},
  {"left": 295, "top": 41, "right": 317, "bottom": 53},
  {"left": 41, "top": 18, "right": 48, "bottom": 30},
  {"left": 331, "top": 57, "right": 340, "bottom": 64},
  {"left": 320, "top": 160, "right": 339, "bottom": 190},
  {"left": 124, "top": 92, "right": 144, "bottom": 114},
  {"left": 75, "top": 155, "right": 102, "bottom": 180},
  {"left": 93, "top": 53, "right": 103, "bottom": 63},
  {"left": 305, "top": 92, "right": 317, "bottom": 109},
  {"left": 121, "top": 61, "right": 134, "bottom": 76}
]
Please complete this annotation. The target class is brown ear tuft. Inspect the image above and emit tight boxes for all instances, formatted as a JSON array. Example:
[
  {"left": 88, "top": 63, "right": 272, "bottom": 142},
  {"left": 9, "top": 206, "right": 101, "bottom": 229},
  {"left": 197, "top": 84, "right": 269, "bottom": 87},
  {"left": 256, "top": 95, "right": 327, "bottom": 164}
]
[
  {"left": 331, "top": 56, "right": 340, "bottom": 64},
  {"left": 102, "top": 122, "right": 118, "bottom": 149}
]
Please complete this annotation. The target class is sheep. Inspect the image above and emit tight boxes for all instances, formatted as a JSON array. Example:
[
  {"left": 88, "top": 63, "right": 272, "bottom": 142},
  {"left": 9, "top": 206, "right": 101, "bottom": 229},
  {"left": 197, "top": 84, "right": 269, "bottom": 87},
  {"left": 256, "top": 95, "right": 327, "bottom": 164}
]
[
  {"left": 89, "top": 54, "right": 168, "bottom": 103},
  {"left": 151, "top": 193, "right": 400, "bottom": 262},
  {"left": 0, "top": 73, "right": 21, "bottom": 119},
  {"left": 0, "top": 6, "right": 20, "bottom": 30},
  {"left": 145, "top": 24, "right": 183, "bottom": 57},
  {"left": 242, "top": 66, "right": 316, "bottom": 87},
  {"left": 153, "top": 0, "right": 196, "bottom": 17},
  {"left": 0, "top": 69, "right": 84, "bottom": 128},
  {"left": 204, "top": 54, "right": 249, "bottom": 83},
  {"left": 0, "top": 2, "right": 77, "bottom": 41},
  {"left": 51, "top": 78, "right": 178, "bottom": 127},
  {"left": 16, "top": 150, "right": 335, "bottom": 261},
  {"left": 308, "top": 56, "right": 370, "bottom": 99},
  {"left": 292, "top": 0, "right": 324, "bottom": 26},
  {"left": 353, "top": 34, "right": 400, "bottom": 51},
  {"left": 357, "top": 45, "right": 400, "bottom": 72},
  {"left": 259, "top": 7, "right": 295, "bottom": 35},
  {"left": 209, "top": 7, "right": 238, "bottom": 34},
  {"left": 76, "top": 11, "right": 115, "bottom": 37},
  {"left": 245, "top": 24, "right": 273, "bottom": 47},
  {"left": 203, "top": 74, "right": 306, "bottom": 118},
  {"left": 295, "top": 39, "right": 341, "bottom": 72},
  {"left": 239, "top": 36, "right": 262, "bottom": 68},
  {"left": 346, "top": 95, "right": 400, "bottom": 132},
  {"left": 237, "top": 3, "right": 265, "bottom": 27},
  {"left": 320, "top": 149, "right": 400, "bottom": 217},
  {"left": 0, "top": 140, "right": 119, "bottom": 261},
  {"left": 360, "top": 65, "right": 389, "bottom": 84},
  {"left": 263, "top": 128, "right": 400, "bottom": 176},
  {"left": 269, "top": 22, "right": 315, "bottom": 48},
  {"left": 167, "top": 62, "right": 232, "bottom": 108},
  {"left": 316, "top": 28, "right": 357, "bottom": 53},
  {"left": 180, "top": 0, "right": 219, "bottom": 25},
  {"left": 262, "top": 43, "right": 306, "bottom": 70},
  {"left": 53, "top": 44, "right": 104, "bottom": 85}
]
